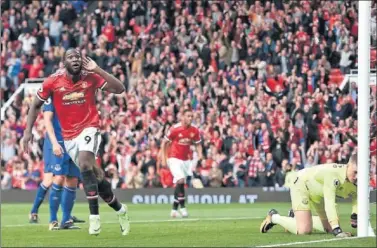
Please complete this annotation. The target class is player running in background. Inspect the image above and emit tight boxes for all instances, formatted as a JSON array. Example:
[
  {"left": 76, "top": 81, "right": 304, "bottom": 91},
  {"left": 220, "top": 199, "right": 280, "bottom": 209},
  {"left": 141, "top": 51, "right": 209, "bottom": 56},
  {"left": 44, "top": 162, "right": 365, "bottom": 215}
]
[
  {"left": 29, "top": 99, "right": 84, "bottom": 230},
  {"left": 260, "top": 154, "right": 358, "bottom": 238},
  {"left": 23, "top": 48, "right": 130, "bottom": 236},
  {"left": 161, "top": 108, "right": 203, "bottom": 218}
]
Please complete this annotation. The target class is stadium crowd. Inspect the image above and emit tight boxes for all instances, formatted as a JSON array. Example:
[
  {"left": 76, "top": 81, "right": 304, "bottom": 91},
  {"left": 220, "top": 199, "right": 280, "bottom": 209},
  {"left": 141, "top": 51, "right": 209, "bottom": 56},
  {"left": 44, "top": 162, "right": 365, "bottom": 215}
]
[{"left": 1, "top": 0, "right": 376, "bottom": 190}]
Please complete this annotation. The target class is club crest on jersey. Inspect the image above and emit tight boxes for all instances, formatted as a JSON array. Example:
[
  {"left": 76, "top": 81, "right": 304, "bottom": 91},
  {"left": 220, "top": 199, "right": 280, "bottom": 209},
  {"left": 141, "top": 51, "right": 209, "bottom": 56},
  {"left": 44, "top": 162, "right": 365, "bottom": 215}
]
[
  {"left": 59, "top": 87, "right": 66, "bottom": 92},
  {"left": 81, "top": 81, "right": 88, "bottom": 88},
  {"left": 302, "top": 198, "right": 309, "bottom": 205},
  {"left": 54, "top": 164, "right": 61, "bottom": 171},
  {"left": 334, "top": 179, "right": 340, "bottom": 188}
]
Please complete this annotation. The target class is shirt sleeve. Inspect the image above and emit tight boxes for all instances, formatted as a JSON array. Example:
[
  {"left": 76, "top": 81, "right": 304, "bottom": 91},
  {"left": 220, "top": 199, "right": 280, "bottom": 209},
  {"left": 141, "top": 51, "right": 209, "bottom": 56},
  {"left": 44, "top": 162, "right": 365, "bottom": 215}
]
[
  {"left": 164, "top": 127, "right": 174, "bottom": 142},
  {"left": 42, "top": 98, "right": 54, "bottom": 112},
  {"left": 193, "top": 128, "right": 201, "bottom": 144},
  {"left": 91, "top": 73, "right": 107, "bottom": 90},
  {"left": 36, "top": 77, "right": 54, "bottom": 101},
  {"left": 323, "top": 172, "right": 341, "bottom": 229}
]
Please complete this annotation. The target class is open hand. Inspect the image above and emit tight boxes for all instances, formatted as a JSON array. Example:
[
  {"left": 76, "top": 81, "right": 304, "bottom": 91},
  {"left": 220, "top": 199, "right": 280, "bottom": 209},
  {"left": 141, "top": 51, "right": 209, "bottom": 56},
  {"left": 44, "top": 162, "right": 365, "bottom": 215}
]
[
  {"left": 22, "top": 130, "right": 33, "bottom": 154},
  {"left": 52, "top": 142, "right": 64, "bottom": 157},
  {"left": 82, "top": 56, "right": 98, "bottom": 72}
]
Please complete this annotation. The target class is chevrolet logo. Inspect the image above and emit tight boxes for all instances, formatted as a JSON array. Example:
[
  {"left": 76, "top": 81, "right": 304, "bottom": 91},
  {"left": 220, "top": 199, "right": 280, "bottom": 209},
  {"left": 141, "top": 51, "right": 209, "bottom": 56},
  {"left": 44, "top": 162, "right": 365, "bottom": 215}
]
[{"left": 62, "top": 92, "right": 84, "bottom": 101}]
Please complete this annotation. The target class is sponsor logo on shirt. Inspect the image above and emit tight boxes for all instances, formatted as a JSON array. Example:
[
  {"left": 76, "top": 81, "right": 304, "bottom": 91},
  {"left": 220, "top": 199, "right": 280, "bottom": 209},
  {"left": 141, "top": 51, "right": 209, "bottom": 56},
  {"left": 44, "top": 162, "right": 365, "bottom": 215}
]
[
  {"left": 62, "top": 91, "right": 85, "bottom": 105},
  {"left": 178, "top": 138, "right": 191, "bottom": 145}
]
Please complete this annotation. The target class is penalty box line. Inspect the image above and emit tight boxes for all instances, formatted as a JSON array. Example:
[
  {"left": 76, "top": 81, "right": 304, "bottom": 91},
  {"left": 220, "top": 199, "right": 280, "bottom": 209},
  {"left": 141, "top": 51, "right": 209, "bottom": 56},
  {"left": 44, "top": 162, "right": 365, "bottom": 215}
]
[
  {"left": 3, "top": 216, "right": 263, "bottom": 228},
  {"left": 257, "top": 236, "right": 363, "bottom": 247}
]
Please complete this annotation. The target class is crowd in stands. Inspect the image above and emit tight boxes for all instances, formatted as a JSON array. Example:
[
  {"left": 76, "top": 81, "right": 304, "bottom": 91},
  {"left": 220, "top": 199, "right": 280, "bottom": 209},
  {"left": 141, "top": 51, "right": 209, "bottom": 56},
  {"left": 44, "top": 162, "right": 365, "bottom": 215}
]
[{"left": 1, "top": 0, "right": 376, "bottom": 190}]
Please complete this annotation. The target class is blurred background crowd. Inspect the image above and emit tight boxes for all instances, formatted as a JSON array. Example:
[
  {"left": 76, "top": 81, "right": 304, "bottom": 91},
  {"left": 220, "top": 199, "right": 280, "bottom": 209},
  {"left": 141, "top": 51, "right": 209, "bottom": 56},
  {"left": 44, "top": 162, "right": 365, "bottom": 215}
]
[{"left": 1, "top": 0, "right": 376, "bottom": 190}]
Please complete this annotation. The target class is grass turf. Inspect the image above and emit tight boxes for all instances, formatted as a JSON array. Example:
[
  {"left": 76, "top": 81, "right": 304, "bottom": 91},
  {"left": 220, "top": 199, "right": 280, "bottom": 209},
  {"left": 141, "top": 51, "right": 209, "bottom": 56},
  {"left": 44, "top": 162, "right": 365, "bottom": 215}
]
[{"left": 1, "top": 203, "right": 376, "bottom": 247}]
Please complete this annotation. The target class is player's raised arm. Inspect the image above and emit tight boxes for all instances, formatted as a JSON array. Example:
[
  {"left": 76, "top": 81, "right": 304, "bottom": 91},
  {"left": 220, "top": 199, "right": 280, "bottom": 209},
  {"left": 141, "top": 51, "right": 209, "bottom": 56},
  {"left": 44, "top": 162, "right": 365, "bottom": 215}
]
[{"left": 82, "top": 56, "right": 125, "bottom": 94}]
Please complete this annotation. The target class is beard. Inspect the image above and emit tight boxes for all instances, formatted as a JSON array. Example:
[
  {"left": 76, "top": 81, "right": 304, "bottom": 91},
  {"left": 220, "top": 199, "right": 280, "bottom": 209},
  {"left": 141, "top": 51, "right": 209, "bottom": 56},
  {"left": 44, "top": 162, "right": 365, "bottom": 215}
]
[{"left": 66, "top": 64, "right": 82, "bottom": 75}]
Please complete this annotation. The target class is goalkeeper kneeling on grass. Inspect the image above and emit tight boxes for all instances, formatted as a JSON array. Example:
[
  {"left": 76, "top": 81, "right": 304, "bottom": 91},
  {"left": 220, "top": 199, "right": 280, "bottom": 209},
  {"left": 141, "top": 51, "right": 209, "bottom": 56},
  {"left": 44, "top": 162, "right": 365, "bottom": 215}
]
[{"left": 260, "top": 153, "right": 358, "bottom": 238}]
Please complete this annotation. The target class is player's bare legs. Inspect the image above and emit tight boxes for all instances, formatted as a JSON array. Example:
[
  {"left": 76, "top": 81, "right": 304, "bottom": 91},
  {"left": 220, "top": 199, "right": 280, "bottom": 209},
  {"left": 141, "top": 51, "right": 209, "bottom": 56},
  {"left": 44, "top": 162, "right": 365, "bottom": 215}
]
[
  {"left": 78, "top": 151, "right": 101, "bottom": 235},
  {"left": 171, "top": 178, "right": 188, "bottom": 218},
  {"left": 294, "top": 210, "right": 313, "bottom": 234},
  {"left": 30, "top": 173, "right": 53, "bottom": 223},
  {"left": 311, "top": 201, "right": 332, "bottom": 233},
  {"left": 78, "top": 152, "right": 129, "bottom": 236},
  {"left": 93, "top": 166, "right": 130, "bottom": 235},
  {"left": 260, "top": 209, "right": 331, "bottom": 235}
]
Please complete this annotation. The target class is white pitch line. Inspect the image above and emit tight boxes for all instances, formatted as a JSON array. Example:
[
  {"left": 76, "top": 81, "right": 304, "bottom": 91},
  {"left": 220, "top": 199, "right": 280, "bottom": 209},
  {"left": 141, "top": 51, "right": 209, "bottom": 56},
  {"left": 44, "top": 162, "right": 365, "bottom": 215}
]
[
  {"left": 2, "top": 216, "right": 262, "bottom": 228},
  {"left": 257, "top": 236, "right": 363, "bottom": 247}
]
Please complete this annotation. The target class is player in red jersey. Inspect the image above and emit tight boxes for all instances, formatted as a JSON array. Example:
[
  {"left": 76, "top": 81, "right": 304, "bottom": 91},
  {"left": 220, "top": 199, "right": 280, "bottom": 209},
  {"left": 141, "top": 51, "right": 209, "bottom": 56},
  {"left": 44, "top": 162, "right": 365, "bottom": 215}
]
[
  {"left": 22, "top": 48, "right": 130, "bottom": 236},
  {"left": 161, "top": 108, "right": 203, "bottom": 218}
]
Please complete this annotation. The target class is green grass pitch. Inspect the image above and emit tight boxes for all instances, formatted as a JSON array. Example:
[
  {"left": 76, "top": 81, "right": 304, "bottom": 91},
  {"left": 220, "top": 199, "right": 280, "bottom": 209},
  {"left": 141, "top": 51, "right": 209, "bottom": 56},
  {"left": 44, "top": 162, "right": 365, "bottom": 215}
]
[{"left": 1, "top": 203, "right": 376, "bottom": 247}]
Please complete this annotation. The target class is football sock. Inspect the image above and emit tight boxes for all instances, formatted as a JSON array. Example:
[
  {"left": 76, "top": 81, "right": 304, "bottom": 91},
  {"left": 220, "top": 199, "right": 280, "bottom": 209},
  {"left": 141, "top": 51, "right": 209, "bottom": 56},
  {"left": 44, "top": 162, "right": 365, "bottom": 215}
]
[
  {"left": 31, "top": 183, "right": 49, "bottom": 214},
  {"left": 172, "top": 184, "right": 180, "bottom": 210},
  {"left": 49, "top": 183, "right": 63, "bottom": 223},
  {"left": 81, "top": 170, "right": 99, "bottom": 215},
  {"left": 97, "top": 179, "right": 123, "bottom": 212},
  {"left": 271, "top": 214, "right": 326, "bottom": 234},
  {"left": 70, "top": 185, "right": 77, "bottom": 219},
  {"left": 177, "top": 183, "right": 185, "bottom": 208},
  {"left": 61, "top": 186, "right": 76, "bottom": 224},
  {"left": 271, "top": 214, "right": 297, "bottom": 234}
]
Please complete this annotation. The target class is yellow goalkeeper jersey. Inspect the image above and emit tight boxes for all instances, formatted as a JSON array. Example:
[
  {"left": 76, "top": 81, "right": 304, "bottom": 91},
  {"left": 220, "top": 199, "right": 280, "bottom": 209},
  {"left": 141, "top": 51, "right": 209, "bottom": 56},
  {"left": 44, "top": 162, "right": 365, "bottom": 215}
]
[{"left": 295, "top": 163, "right": 357, "bottom": 228}]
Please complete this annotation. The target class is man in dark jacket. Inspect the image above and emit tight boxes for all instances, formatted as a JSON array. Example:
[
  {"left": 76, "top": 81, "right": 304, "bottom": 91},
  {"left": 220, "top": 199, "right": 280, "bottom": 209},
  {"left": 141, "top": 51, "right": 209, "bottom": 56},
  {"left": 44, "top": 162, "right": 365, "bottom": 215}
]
[{"left": 37, "top": 28, "right": 55, "bottom": 54}]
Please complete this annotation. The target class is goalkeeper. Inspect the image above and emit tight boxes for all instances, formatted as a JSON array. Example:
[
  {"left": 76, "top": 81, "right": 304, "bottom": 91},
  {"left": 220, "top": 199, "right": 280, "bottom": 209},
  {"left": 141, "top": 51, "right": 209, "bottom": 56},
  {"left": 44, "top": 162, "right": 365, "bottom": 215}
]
[{"left": 260, "top": 153, "right": 358, "bottom": 237}]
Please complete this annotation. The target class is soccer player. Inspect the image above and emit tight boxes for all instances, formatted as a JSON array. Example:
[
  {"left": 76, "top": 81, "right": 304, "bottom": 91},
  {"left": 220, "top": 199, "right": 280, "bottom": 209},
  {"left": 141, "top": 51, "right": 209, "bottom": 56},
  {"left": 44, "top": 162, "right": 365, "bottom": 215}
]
[
  {"left": 260, "top": 154, "right": 358, "bottom": 238},
  {"left": 161, "top": 108, "right": 203, "bottom": 218},
  {"left": 29, "top": 98, "right": 85, "bottom": 228},
  {"left": 40, "top": 99, "right": 82, "bottom": 230},
  {"left": 23, "top": 48, "right": 130, "bottom": 236},
  {"left": 29, "top": 164, "right": 84, "bottom": 227}
]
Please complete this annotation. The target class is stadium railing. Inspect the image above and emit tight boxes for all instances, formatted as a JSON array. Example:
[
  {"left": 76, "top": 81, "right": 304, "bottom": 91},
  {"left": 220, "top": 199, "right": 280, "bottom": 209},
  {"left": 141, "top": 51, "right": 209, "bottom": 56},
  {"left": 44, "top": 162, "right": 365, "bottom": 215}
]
[{"left": 341, "top": 68, "right": 377, "bottom": 92}]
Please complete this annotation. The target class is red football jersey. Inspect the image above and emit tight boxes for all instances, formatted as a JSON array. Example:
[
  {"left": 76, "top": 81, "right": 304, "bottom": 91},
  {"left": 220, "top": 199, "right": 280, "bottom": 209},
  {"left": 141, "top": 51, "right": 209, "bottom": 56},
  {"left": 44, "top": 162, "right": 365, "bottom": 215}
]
[
  {"left": 37, "top": 69, "right": 107, "bottom": 139},
  {"left": 165, "top": 123, "right": 201, "bottom": 161}
]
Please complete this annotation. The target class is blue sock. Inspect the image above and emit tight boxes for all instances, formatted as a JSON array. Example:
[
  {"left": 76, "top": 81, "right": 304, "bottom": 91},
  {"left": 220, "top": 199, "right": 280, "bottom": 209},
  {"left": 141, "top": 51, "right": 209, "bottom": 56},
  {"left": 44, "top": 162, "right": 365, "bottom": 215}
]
[
  {"left": 49, "top": 183, "right": 63, "bottom": 223},
  {"left": 61, "top": 186, "right": 76, "bottom": 224},
  {"left": 70, "top": 187, "right": 77, "bottom": 219},
  {"left": 30, "top": 183, "right": 49, "bottom": 214}
]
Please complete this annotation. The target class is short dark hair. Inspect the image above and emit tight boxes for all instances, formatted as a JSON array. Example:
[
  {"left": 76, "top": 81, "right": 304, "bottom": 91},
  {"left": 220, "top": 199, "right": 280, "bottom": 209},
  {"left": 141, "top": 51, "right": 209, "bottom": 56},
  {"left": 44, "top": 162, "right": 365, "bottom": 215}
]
[
  {"left": 63, "top": 47, "right": 80, "bottom": 60},
  {"left": 182, "top": 108, "right": 192, "bottom": 114}
]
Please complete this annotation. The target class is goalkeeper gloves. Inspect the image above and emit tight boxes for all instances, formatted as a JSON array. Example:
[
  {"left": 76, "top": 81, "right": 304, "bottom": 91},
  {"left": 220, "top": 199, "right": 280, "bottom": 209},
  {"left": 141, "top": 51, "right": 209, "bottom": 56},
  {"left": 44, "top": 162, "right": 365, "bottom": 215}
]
[
  {"left": 333, "top": 227, "right": 353, "bottom": 238},
  {"left": 350, "top": 213, "right": 357, "bottom": 228}
]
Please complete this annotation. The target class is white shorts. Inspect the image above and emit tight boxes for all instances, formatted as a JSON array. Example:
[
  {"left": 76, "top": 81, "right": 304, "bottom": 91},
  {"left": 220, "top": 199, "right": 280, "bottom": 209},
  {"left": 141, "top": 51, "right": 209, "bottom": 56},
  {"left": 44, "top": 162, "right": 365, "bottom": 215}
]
[
  {"left": 64, "top": 127, "right": 102, "bottom": 166},
  {"left": 167, "top": 158, "right": 192, "bottom": 183}
]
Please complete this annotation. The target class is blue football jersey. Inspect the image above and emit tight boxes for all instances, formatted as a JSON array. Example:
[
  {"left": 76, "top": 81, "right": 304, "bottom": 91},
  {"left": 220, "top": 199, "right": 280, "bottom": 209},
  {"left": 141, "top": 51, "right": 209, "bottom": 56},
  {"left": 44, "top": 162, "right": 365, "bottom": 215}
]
[{"left": 43, "top": 98, "right": 63, "bottom": 149}]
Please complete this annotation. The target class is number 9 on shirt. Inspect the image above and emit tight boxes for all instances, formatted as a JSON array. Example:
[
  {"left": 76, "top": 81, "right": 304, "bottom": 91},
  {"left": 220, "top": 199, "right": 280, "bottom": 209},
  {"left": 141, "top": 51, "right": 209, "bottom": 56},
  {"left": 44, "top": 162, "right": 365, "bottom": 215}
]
[{"left": 64, "top": 127, "right": 101, "bottom": 166}]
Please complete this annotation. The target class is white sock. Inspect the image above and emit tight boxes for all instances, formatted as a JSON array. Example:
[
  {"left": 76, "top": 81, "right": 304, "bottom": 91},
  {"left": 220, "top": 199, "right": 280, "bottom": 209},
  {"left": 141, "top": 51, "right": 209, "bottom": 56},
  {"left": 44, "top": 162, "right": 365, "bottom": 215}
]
[
  {"left": 271, "top": 214, "right": 280, "bottom": 224},
  {"left": 117, "top": 205, "right": 126, "bottom": 214}
]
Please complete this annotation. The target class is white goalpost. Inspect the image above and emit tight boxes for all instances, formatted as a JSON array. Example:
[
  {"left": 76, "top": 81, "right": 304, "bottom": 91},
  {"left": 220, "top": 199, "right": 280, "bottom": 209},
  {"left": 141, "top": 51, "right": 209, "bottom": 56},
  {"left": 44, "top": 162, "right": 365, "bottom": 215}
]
[{"left": 357, "top": 0, "right": 375, "bottom": 238}]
